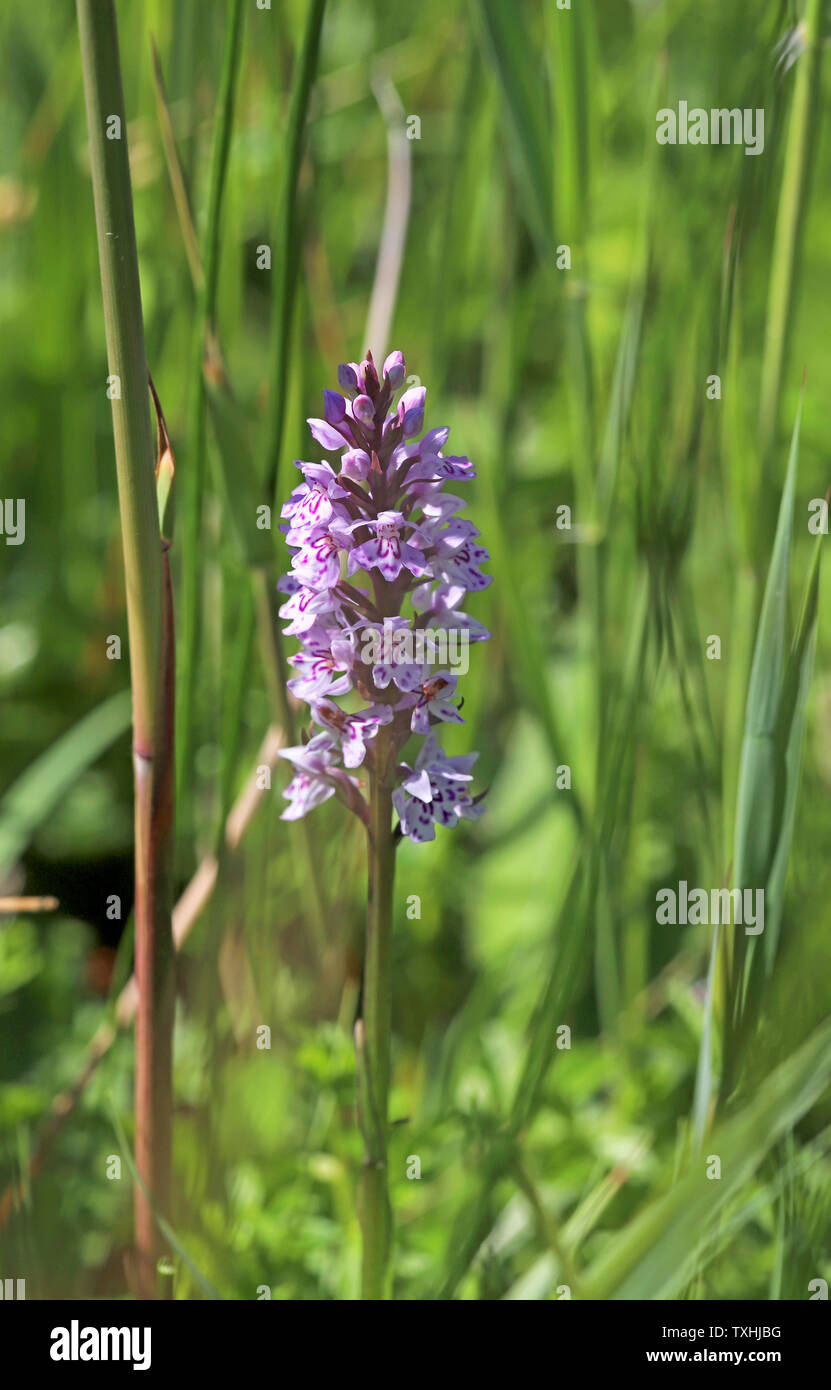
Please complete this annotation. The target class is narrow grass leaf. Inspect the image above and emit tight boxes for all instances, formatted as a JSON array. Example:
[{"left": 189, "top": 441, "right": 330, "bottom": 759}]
[
  {"left": 583, "top": 1016, "right": 831, "bottom": 1300},
  {"left": 204, "top": 372, "right": 273, "bottom": 570},
  {"left": 470, "top": 0, "right": 553, "bottom": 259},
  {"left": 0, "top": 692, "right": 131, "bottom": 882},
  {"left": 109, "top": 1102, "right": 224, "bottom": 1301}
]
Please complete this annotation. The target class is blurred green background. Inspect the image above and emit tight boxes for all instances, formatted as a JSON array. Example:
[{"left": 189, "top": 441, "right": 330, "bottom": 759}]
[{"left": 1, "top": 0, "right": 830, "bottom": 1299}]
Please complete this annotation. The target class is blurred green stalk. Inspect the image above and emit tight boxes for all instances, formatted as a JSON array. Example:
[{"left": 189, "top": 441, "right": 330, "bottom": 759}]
[
  {"left": 77, "top": 0, "right": 174, "bottom": 1299},
  {"left": 150, "top": 23, "right": 330, "bottom": 950},
  {"left": 177, "top": 0, "right": 244, "bottom": 806},
  {"left": 264, "top": 0, "right": 327, "bottom": 509},
  {"left": 252, "top": 569, "right": 327, "bottom": 954},
  {"left": 759, "top": 0, "right": 824, "bottom": 487}
]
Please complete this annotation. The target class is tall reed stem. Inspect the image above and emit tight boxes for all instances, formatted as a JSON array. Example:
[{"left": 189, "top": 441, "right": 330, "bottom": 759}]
[
  {"left": 359, "top": 731, "right": 395, "bottom": 1299},
  {"left": 77, "top": 0, "right": 174, "bottom": 1299}
]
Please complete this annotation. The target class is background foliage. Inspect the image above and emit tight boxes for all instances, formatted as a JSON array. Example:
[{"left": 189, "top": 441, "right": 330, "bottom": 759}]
[{"left": 1, "top": 0, "right": 830, "bottom": 1299}]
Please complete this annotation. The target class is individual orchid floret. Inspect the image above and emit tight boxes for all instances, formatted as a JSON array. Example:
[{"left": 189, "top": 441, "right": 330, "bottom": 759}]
[
  {"left": 402, "top": 672, "right": 465, "bottom": 735},
  {"left": 391, "top": 734, "right": 483, "bottom": 843},
  {"left": 282, "top": 462, "right": 349, "bottom": 539},
  {"left": 404, "top": 451, "right": 477, "bottom": 490},
  {"left": 279, "top": 733, "right": 359, "bottom": 820},
  {"left": 278, "top": 580, "right": 344, "bottom": 637},
  {"left": 311, "top": 698, "right": 393, "bottom": 769},
  {"left": 358, "top": 617, "right": 418, "bottom": 690},
  {"left": 307, "top": 415, "right": 350, "bottom": 452},
  {"left": 291, "top": 517, "right": 353, "bottom": 590},
  {"left": 411, "top": 581, "right": 491, "bottom": 643},
  {"left": 286, "top": 624, "right": 356, "bottom": 702},
  {"left": 348, "top": 511, "right": 429, "bottom": 582},
  {"left": 431, "top": 525, "right": 492, "bottom": 591}
]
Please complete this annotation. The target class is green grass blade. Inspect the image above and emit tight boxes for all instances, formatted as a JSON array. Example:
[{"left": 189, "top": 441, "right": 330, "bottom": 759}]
[
  {"left": 204, "top": 372, "right": 273, "bottom": 570},
  {"left": 732, "top": 400, "right": 800, "bottom": 898},
  {"left": 110, "top": 1102, "right": 225, "bottom": 1300},
  {"left": 759, "top": 0, "right": 824, "bottom": 475},
  {"left": 470, "top": 0, "right": 553, "bottom": 259},
  {"left": 583, "top": 1016, "right": 831, "bottom": 1300},
  {"left": 762, "top": 526, "right": 822, "bottom": 973},
  {"left": 263, "top": 0, "right": 327, "bottom": 508},
  {"left": 0, "top": 692, "right": 131, "bottom": 883},
  {"left": 545, "top": 0, "right": 595, "bottom": 243},
  {"left": 691, "top": 923, "right": 720, "bottom": 1151},
  {"left": 177, "top": 0, "right": 245, "bottom": 803},
  {"left": 741, "top": 397, "right": 802, "bottom": 745},
  {"left": 726, "top": 398, "right": 809, "bottom": 1064}
]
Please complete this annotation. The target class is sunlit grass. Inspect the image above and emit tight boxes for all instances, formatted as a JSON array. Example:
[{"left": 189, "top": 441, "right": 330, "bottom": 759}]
[{"left": 0, "top": 0, "right": 829, "bottom": 1300}]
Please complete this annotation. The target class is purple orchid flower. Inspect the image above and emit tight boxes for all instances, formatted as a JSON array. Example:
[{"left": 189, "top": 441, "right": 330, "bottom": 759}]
[
  {"left": 311, "top": 698, "right": 393, "bottom": 769},
  {"left": 282, "top": 461, "right": 350, "bottom": 540},
  {"left": 402, "top": 672, "right": 465, "bottom": 734},
  {"left": 286, "top": 624, "right": 356, "bottom": 702},
  {"left": 279, "top": 733, "right": 359, "bottom": 820},
  {"left": 291, "top": 518, "right": 353, "bottom": 590},
  {"left": 410, "top": 581, "right": 491, "bottom": 642},
  {"left": 392, "top": 734, "right": 483, "bottom": 843},
  {"left": 278, "top": 349, "right": 489, "bottom": 843},
  {"left": 278, "top": 582, "right": 344, "bottom": 637},
  {"left": 348, "top": 510, "right": 430, "bottom": 582}
]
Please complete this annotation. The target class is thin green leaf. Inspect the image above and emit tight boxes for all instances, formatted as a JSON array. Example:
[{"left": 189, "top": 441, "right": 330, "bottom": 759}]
[
  {"left": 204, "top": 371, "right": 274, "bottom": 570},
  {"left": 762, "top": 526, "right": 822, "bottom": 972},
  {"left": 109, "top": 1102, "right": 224, "bottom": 1301},
  {"left": 0, "top": 692, "right": 131, "bottom": 882},
  {"left": 470, "top": 0, "right": 553, "bottom": 259},
  {"left": 584, "top": 1016, "right": 831, "bottom": 1300}
]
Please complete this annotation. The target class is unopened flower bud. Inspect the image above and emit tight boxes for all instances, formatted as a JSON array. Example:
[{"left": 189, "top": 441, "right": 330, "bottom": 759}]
[
  {"left": 337, "top": 364, "right": 359, "bottom": 395},
  {"left": 362, "top": 354, "right": 380, "bottom": 395},
  {"left": 353, "top": 394, "right": 375, "bottom": 426},
  {"left": 342, "top": 448, "right": 371, "bottom": 480},
  {"left": 383, "top": 351, "right": 406, "bottom": 388},
  {"left": 398, "top": 386, "right": 425, "bottom": 437},
  {"left": 323, "top": 390, "right": 347, "bottom": 424}
]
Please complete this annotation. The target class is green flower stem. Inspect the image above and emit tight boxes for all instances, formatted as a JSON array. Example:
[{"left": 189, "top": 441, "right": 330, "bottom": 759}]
[
  {"left": 359, "top": 731, "right": 395, "bottom": 1300},
  {"left": 77, "top": 0, "right": 174, "bottom": 1298}
]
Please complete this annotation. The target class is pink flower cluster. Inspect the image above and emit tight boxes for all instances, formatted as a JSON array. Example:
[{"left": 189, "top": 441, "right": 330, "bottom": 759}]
[{"left": 278, "top": 350, "right": 490, "bottom": 843}]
